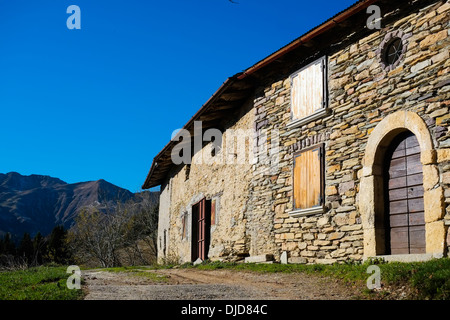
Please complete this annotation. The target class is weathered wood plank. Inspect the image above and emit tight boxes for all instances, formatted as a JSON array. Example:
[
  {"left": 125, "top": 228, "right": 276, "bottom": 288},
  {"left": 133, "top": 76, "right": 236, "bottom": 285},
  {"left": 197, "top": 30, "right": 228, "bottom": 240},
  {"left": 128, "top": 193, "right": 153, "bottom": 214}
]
[
  {"left": 389, "top": 176, "right": 407, "bottom": 189},
  {"left": 389, "top": 199, "right": 408, "bottom": 214},
  {"left": 389, "top": 187, "right": 407, "bottom": 201},
  {"left": 409, "top": 211, "right": 425, "bottom": 226},
  {"left": 406, "top": 173, "right": 423, "bottom": 187},
  {"left": 291, "top": 60, "right": 323, "bottom": 120},
  {"left": 390, "top": 213, "right": 408, "bottom": 227},
  {"left": 293, "top": 147, "right": 321, "bottom": 210}
]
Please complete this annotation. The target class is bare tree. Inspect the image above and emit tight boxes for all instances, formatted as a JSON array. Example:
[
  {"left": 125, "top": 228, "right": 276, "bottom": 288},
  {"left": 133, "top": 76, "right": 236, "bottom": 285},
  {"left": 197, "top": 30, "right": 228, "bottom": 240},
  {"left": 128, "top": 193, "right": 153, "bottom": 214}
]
[
  {"left": 67, "top": 192, "right": 158, "bottom": 268},
  {"left": 0, "top": 254, "right": 28, "bottom": 271}
]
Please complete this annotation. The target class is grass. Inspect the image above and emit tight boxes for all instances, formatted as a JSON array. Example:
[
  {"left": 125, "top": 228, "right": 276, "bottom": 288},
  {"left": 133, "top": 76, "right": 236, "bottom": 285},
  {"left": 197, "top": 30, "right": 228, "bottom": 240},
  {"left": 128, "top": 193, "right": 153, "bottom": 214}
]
[
  {"left": 173, "top": 258, "right": 450, "bottom": 300},
  {"left": 0, "top": 266, "right": 85, "bottom": 300}
]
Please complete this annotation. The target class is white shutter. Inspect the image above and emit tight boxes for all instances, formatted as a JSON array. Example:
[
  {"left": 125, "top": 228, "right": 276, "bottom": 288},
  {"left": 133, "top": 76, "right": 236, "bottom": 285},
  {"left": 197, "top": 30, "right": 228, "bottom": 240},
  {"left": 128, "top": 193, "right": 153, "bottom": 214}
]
[{"left": 291, "top": 58, "right": 325, "bottom": 121}]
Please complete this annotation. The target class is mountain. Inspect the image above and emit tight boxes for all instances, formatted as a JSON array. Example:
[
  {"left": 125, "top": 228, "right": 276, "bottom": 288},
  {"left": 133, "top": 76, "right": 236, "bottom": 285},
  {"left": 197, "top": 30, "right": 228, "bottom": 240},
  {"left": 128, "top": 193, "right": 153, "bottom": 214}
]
[{"left": 0, "top": 172, "right": 159, "bottom": 240}]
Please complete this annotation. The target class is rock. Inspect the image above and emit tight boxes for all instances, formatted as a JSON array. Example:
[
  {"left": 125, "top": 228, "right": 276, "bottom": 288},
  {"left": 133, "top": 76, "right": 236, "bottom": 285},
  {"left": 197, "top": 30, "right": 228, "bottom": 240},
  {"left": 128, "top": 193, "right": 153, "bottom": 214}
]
[
  {"left": 317, "top": 216, "right": 329, "bottom": 227},
  {"left": 329, "top": 232, "right": 345, "bottom": 240},
  {"left": 419, "top": 29, "right": 448, "bottom": 48},
  {"left": 339, "top": 181, "right": 355, "bottom": 194},
  {"left": 424, "top": 187, "right": 445, "bottom": 223},
  {"left": 288, "top": 257, "right": 307, "bottom": 264},
  {"left": 410, "top": 59, "right": 431, "bottom": 73},
  {"left": 326, "top": 185, "right": 338, "bottom": 196},
  {"left": 316, "top": 259, "right": 337, "bottom": 265},
  {"left": 280, "top": 251, "right": 288, "bottom": 264},
  {"left": 342, "top": 158, "right": 359, "bottom": 169},
  {"left": 193, "top": 258, "right": 203, "bottom": 266},
  {"left": 244, "top": 254, "right": 274, "bottom": 263}
]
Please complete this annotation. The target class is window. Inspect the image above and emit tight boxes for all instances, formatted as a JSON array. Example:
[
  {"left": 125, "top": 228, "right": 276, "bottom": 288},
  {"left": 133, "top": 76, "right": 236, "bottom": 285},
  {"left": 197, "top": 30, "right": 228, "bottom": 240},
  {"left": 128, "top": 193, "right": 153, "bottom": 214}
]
[
  {"left": 291, "top": 145, "right": 324, "bottom": 216},
  {"left": 377, "top": 30, "right": 408, "bottom": 72},
  {"left": 384, "top": 38, "right": 403, "bottom": 66},
  {"left": 185, "top": 164, "right": 191, "bottom": 181},
  {"left": 288, "top": 57, "right": 327, "bottom": 128},
  {"left": 181, "top": 213, "right": 188, "bottom": 240}
]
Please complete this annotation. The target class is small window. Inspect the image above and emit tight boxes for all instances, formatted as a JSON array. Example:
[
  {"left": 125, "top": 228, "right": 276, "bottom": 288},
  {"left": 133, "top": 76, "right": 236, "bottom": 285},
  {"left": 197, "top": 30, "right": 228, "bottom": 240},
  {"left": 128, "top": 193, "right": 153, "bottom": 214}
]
[
  {"left": 383, "top": 37, "right": 403, "bottom": 66},
  {"left": 185, "top": 164, "right": 191, "bottom": 181},
  {"left": 181, "top": 214, "right": 187, "bottom": 239},
  {"left": 377, "top": 30, "right": 408, "bottom": 71},
  {"left": 291, "top": 145, "right": 324, "bottom": 216},
  {"left": 289, "top": 57, "right": 327, "bottom": 128}
]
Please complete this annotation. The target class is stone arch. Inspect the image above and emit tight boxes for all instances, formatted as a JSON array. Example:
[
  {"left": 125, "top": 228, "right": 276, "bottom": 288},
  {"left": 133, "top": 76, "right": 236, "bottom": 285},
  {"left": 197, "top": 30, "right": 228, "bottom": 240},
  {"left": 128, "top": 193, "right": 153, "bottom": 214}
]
[{"left": 360, "top": 111, "right": 445, "bottom": 259}]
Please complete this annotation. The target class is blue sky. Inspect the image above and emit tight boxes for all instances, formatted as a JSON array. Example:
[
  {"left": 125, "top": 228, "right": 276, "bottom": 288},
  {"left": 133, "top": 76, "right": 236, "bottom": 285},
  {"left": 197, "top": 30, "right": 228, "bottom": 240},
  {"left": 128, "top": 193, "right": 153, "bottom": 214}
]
[{"left": 0, "top": 0, "right": 356, "bottom": 192}]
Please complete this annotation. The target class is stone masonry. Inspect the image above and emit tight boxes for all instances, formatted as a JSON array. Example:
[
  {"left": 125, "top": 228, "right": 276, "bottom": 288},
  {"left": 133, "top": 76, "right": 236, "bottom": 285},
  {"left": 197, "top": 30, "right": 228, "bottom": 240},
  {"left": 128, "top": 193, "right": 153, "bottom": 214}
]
[
  {"left": 151, "top": 0, "right": 450, "bottom": 264},
  {"left": 246, "top": 0, "right": 449, "bottom": 264}
]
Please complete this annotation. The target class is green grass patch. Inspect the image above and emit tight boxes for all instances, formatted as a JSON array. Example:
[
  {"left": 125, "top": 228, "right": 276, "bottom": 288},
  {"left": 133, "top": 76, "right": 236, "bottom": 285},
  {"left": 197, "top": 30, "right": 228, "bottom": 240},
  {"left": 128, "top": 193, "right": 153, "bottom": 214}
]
[
  {"left": 376, "top": 258, "right": 450, "bottom": 299},
  {"left": 0, "top": 266, "right": 85, "bottom": 300}
]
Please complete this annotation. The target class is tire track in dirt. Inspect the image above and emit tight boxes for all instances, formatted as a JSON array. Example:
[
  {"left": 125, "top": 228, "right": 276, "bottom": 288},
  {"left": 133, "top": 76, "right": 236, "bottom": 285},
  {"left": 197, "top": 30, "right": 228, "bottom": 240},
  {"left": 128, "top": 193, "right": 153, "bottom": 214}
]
[{"left": 82, "top": 268, "right": 362, "bottom": 300}]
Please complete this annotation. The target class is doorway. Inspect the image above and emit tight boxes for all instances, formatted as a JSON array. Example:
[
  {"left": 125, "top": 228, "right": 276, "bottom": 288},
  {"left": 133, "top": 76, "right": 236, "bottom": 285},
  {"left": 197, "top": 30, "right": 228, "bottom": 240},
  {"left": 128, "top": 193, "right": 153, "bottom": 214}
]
[
  {"left": 384, "top": 131, "right": 426, "bottom": 254},
  {"left": 191, "top": 198, "right": 211, "bottom": 261}
]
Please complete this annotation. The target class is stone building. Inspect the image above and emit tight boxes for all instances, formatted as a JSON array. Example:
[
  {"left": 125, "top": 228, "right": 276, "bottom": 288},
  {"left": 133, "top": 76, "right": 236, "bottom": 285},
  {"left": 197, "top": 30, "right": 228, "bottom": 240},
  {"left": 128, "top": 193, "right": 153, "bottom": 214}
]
[{"left": 143, "top": 0, "right": 450, "bottom": 264}]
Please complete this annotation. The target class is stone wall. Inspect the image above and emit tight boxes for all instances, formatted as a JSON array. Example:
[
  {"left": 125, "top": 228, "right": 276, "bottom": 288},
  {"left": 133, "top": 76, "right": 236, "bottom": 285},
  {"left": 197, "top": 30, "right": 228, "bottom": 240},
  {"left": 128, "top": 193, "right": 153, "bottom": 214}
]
[
  {"left": 158, "top": 0, "right": 450, "bottom": 264},
  {"left": 157, "top": 178, "right": 172, "bottom": 263},
  {"left": 248, "top": 0, "right": 450, "bottom": 263}
]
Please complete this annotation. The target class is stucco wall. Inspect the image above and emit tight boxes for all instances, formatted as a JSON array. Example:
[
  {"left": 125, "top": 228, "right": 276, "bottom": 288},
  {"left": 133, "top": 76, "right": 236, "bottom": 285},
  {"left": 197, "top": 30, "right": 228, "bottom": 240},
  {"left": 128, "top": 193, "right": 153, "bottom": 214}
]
[
  {"left": 160, "top": 98, "right": 255, "bottom": 263},
  {"left": 157, "top": 178, "right": 172, "bottom": 263}
]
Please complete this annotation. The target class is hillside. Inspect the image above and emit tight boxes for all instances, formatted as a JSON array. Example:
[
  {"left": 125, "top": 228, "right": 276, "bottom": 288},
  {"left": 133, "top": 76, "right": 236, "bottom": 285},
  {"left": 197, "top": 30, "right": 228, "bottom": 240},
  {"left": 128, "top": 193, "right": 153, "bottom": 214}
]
[{"left": 0, "top": 172, "right": 158, "bottom": 239}]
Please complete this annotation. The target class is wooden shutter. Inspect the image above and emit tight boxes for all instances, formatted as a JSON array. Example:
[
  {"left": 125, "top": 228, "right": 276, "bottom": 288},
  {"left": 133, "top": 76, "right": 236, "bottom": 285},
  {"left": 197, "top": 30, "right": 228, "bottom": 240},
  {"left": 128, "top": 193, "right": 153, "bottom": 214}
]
[
  {"left": 191, "top": 199, "right": 211, "bottom": 261},
  {"left": 210, "top": 199, "right": 216, "bottom": 226},
  {"left": 181, "top": 214, "right": 187, "bottom": 239},
  {"left": 293, "top": 146, "right": 323, "bottom": 210},
  {"left": 291, "top": 58, "right": 325, "bottom": 120}
]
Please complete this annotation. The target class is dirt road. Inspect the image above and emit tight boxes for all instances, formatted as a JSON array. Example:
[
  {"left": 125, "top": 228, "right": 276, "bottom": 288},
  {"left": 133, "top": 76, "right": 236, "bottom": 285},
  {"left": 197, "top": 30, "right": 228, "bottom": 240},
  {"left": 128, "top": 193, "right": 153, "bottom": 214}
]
[{"left": 82, "top": 268, "right": 363, "bottom": 300}]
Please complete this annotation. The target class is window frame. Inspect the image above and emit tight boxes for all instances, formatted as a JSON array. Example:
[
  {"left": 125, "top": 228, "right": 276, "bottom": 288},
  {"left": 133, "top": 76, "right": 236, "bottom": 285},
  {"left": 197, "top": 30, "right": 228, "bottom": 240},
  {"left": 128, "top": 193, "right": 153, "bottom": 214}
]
[
  {"left": 185, "top": 164, "right": 191, "bottom": 181},
  {"left": 181, "top": 213, "right": 188, "bottom": 240},
  {"left": 289, "top": 143, "right": 325, "bottom": 217},
  {"left": 287, "top": 56, "right": 328, "bottom": 129}
]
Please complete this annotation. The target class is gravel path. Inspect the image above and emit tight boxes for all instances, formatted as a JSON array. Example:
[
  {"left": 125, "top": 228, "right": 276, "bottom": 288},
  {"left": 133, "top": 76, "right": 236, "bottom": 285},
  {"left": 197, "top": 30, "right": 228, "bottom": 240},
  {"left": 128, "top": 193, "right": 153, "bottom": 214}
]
[{"left": 82, "top": 268, "right": 363, "bottom": 300}]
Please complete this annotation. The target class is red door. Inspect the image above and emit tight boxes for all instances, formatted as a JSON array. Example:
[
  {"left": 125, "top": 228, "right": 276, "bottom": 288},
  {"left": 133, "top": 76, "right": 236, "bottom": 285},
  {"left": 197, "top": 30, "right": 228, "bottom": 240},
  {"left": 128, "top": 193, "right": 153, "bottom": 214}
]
[
  {"left": 191, "top": 199, "right": 211, "bottom": 261},
  {"left": 386, "top": 131, "right": 426, "bottom": 254}
]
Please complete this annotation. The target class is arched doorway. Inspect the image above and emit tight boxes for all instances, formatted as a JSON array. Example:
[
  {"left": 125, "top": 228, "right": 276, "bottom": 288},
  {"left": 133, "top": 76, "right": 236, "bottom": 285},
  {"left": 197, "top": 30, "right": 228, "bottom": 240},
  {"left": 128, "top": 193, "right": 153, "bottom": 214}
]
[
  {"left": 360, "top": 111, "right": 446, "bottom": 260},
  {"left": 384, "top": 131, "right": 425, "bottom": 255}
]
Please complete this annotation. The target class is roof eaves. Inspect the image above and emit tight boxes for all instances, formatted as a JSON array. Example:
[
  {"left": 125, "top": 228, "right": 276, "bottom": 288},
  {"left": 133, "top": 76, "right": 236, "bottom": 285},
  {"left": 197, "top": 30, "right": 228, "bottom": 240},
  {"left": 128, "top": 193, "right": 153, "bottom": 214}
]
[
  {"left": 238, "top": 0, "right": 379, "bottom": 80},
  {"left": 142, "top": 75, "right": 241, "bottom": 189},
  {"left": 142, "top": 0, "right": 381, "bottom": 189}
]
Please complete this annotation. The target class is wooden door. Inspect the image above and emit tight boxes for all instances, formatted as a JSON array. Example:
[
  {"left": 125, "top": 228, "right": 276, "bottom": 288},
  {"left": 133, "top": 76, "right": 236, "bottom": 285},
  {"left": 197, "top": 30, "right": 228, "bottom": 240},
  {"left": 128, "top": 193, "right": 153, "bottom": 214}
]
[
  {"left": 191, "top": 199, "right": 211, "bottom": 261},
  {"left": 386, "top": 131, "right": 426, "bottom": 254}
]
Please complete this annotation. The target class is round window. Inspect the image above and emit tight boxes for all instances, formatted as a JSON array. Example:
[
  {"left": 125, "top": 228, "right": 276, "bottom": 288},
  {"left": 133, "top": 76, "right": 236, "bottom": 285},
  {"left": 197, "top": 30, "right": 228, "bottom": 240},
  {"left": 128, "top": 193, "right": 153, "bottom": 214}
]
[
  {"left": 377, "top": 30, "right": 409, "bottom": 71},
  {"left": 384, "top": 37, "right": 404, "bottom": 66}
]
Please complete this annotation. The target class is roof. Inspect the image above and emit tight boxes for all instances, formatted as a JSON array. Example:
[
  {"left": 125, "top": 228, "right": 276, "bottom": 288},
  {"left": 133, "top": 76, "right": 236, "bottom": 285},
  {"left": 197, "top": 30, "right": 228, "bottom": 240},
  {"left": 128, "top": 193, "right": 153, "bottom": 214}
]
[{"left": 142, "top": 0, "right": 381, "bottom": 189}]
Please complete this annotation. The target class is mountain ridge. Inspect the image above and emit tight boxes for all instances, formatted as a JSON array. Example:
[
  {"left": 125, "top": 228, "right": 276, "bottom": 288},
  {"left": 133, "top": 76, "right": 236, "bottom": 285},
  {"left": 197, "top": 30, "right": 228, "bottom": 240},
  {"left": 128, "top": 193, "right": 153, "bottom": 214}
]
[{"left": 0, "top": 172, "right": 158, "bottom": 240}]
